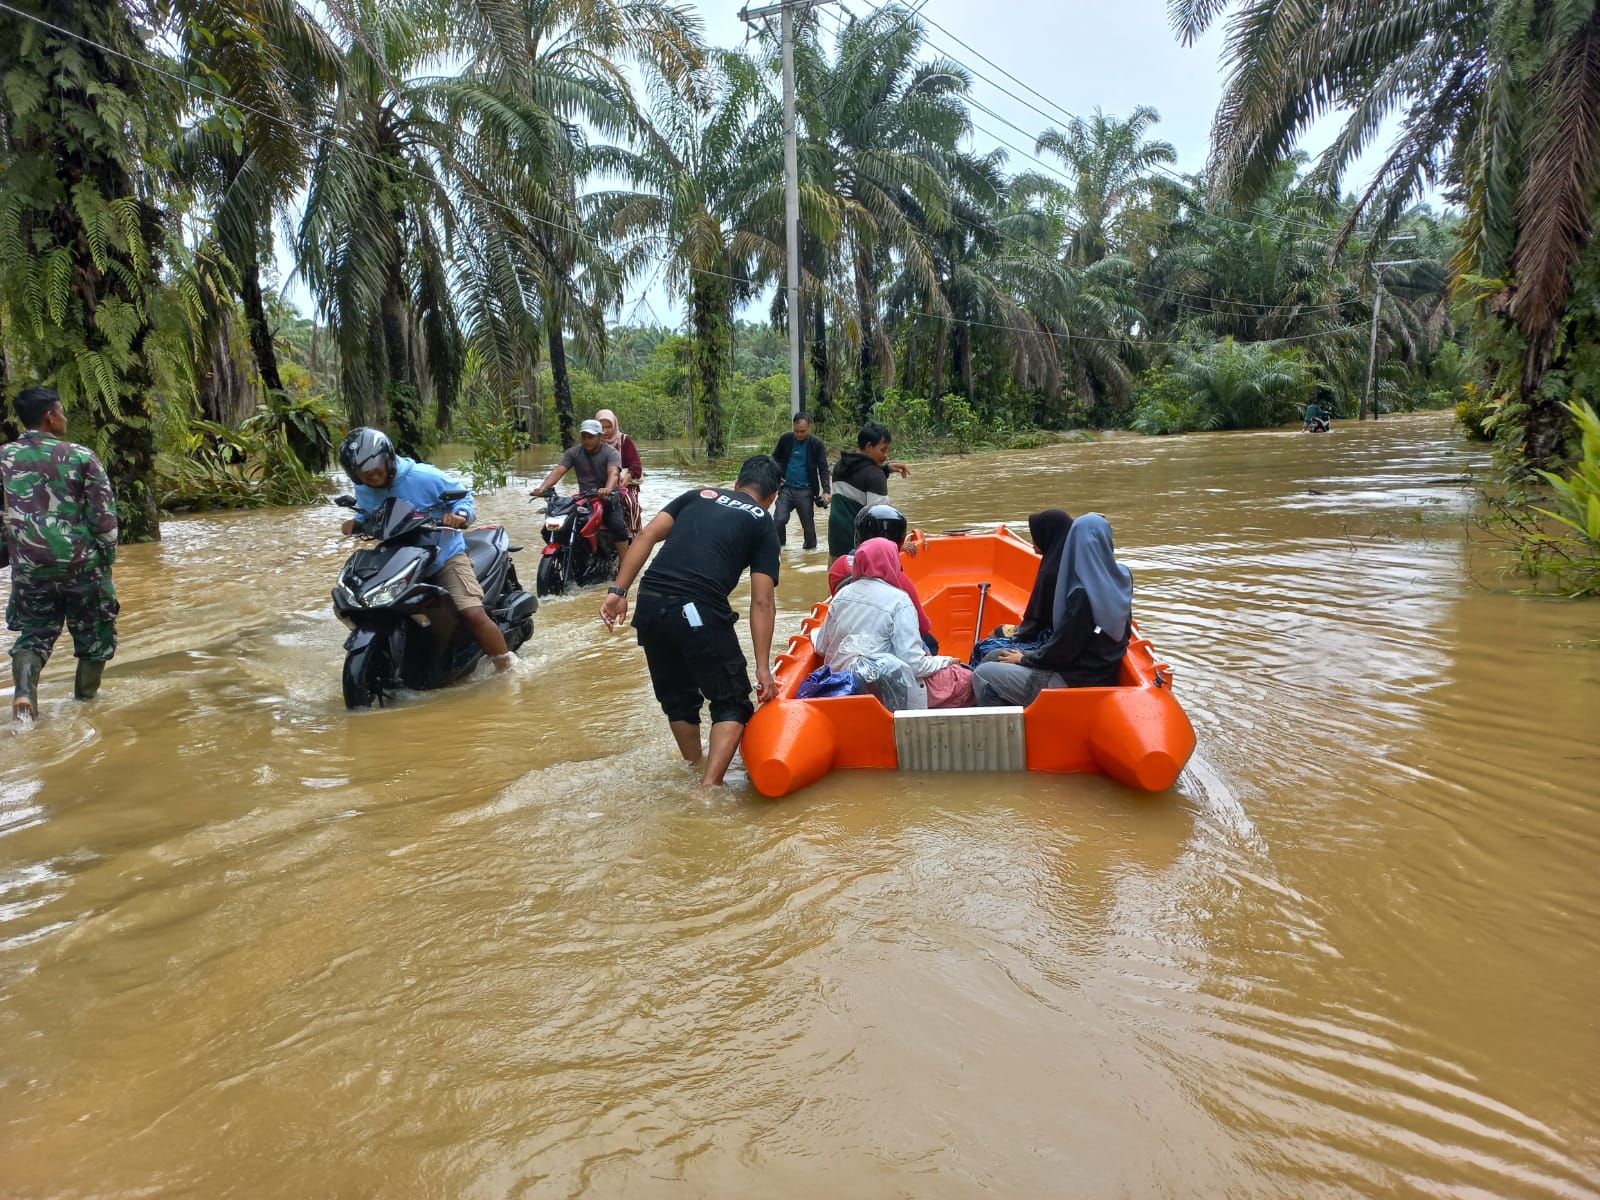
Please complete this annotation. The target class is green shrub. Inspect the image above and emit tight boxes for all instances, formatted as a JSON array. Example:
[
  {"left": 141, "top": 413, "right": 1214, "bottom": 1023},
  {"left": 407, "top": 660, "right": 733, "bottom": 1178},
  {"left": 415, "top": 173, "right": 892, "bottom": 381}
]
[
  {"left": 454, "top": 398, "right": 530, "bottom": 489},
  {"left": 941, "top": 393, "right": 983, "bottom": 452},
  {"left": 157, "top": 419, "right": 328, "bottom": 511},
  {"left": 243, "top": 391, "right": 338, "bottom": 470},
  {"left": 1456, "top": 384, "right": 1497, "bottom": 442},
  {"left": 1130, "top": 363, "right": 1206, "bottom": 434},
  {"left": 1131, "top": 341, "right": 1311, "bottom": 433},
  {"left": 1533, "top": 398, "right": 1600, "bottom": 556}
]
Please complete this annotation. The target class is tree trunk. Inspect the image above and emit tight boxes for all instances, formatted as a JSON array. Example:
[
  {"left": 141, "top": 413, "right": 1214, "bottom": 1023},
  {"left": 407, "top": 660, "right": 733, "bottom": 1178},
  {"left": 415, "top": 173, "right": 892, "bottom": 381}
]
[
  {"left": 548, "top": 315, "right": 575, "bottom": 448},
  {"left": 518, "top": 345, "right": 545, "bottom": 441},
  {"left": 957, "top": 323, "right": 974, "bottom": 405},
  {"left": 0, "top": 310, "right": 17, "bottom": 443},
  {"left": 239, "top": 250, "right": 282, "bottom": 397},
  {"left": 931, "top": 319, "right": 949, "bottom": 401},
  {"left": 902, "top": 321, "right": 916, "bottom": 394},
  {"left": 691, "top": 271, "right": 732, "bottom": 460},
  {"left": 854, "top": 242, "right": 880, "bottom": 421},
  {"left": 24, "top": 2, "right": 165, "bottom": 541},
  {"left": 810, "top": 297, "right": 831, "bottom": 415},
  {"left": 380, "top": 280, "right": 428, "bottom": 457}
]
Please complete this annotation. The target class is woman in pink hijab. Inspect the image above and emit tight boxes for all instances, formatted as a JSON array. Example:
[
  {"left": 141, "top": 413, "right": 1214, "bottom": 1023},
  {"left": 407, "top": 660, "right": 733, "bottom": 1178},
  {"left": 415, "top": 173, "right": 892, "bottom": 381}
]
[
  {"left": 812, "top": 538, "right": 974, "bottom": 709},
  {"left": 595, "top": 409, "right": 642, "bottom": 532}
]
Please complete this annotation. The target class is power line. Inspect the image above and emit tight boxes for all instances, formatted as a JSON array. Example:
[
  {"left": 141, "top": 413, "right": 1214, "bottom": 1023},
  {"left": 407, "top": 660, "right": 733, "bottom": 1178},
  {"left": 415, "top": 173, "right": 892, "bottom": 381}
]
[
  {"left": 811, "top": 0, "right": 933, "bottom": 105},
  {"left": 828, "top": 0, "right": 1345, "bottom": 241},
  {"left": 1, "top": 0, "right": 1369, "bottom": 356},
  {"left": 813, "top": 6, "right": 1364, "bottom": 319}
]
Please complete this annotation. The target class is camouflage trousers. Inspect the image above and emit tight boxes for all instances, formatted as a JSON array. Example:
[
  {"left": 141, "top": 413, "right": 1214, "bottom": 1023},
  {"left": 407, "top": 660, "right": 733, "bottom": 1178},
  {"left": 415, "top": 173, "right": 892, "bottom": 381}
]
[{"left": 6, "top": 570, "right": 119, "bottom": 662}]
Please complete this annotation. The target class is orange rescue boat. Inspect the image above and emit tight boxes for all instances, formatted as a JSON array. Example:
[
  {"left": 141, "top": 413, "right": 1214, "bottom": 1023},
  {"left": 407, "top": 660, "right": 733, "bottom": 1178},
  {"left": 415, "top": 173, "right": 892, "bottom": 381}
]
[{"left": 741, "top": 525, "right": 1196, "bottom": 797}]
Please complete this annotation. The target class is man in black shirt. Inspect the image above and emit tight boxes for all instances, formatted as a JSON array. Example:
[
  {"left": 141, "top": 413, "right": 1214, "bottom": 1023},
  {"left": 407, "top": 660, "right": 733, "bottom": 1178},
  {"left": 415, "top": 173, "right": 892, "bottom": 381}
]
[{"left": 600, "top": 454, "right": 783, "bottom": 788}]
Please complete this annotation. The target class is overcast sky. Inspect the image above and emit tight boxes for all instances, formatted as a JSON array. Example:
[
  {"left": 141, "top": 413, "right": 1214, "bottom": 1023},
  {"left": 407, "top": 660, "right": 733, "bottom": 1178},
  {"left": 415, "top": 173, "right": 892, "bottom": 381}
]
[{"left": 276, "top": 0, "right": 1364, "bottom": 324}]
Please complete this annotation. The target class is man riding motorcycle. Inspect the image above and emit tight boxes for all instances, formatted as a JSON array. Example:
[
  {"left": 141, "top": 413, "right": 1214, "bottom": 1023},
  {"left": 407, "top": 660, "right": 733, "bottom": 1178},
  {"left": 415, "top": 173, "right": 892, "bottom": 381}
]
[
  {"left": 530, "top": 419, "right": 632, "bottom": 548},
  {"left": 339, "top": 427, "right": 515, "bottom": 672}
]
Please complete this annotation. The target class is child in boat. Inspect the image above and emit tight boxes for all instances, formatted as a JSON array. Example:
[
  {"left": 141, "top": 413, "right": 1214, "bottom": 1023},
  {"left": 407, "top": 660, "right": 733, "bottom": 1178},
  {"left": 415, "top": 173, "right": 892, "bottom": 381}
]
[
  {"left": 813, "top": 538, "right": 973, "bottom": 710},
  {"left": 972, "top": 513, "right": 1131, "bottom": 706},
  {"left": 970, "top": 508, "right": 1073, "bottom": 665}
]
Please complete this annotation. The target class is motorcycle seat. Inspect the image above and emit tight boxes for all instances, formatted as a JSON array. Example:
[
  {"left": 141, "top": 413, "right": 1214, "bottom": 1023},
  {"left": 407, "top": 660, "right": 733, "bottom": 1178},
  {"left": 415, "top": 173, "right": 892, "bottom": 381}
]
[{"left": 464, "top": 527, "right": 500, "bottom": 582}]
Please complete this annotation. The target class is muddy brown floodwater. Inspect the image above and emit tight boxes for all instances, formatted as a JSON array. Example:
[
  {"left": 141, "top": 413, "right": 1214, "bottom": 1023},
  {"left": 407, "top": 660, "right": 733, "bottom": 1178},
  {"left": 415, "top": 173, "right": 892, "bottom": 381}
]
[{"left": 1, "top": 413, "right": 1597, "bottom": 1198}]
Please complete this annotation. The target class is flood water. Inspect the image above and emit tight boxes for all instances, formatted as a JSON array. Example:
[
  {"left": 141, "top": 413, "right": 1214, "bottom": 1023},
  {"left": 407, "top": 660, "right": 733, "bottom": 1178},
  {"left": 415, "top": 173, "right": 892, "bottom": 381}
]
[{"left": 1, "top": 414, "right": 1597, "bottom": 1197}]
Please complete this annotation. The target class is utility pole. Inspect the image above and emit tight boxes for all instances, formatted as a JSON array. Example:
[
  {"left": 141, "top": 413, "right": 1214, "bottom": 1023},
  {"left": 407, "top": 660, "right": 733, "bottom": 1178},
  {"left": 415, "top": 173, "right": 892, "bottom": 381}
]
[
  {"left": 1361, "top": 234, "right": 1418, "bottom": 422},
  {"left": 1361, "top": 271, "right": 1384, "bottom": 423},
  {"left": 740, "top": 0, "right": 834, "bottom": 418}
]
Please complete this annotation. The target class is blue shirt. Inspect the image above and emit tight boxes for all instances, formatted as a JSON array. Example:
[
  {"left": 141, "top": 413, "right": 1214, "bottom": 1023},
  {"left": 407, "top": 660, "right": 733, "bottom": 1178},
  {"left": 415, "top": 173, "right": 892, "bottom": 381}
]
[
  {"left": 352, "top": 456, "right": 475, "bottom": 561},
  {"left": 784, "top": 438, "right": 812, "bottom": 489}
]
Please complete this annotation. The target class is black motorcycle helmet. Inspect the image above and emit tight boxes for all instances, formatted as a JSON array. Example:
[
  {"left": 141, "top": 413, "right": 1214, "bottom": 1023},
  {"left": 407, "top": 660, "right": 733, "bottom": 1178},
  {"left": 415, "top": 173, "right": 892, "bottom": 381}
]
[
  {"left": 340, "top": 427, "right": 397, "bottom": 487},
  {"left": 854, "top": 503, "right": 908, "bottom": 548}
]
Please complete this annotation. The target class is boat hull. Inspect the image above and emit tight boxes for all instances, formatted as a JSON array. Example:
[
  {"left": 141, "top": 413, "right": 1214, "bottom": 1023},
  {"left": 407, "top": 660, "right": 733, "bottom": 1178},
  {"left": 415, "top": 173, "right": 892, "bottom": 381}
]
[{"left": 742, "top": 526, "right": 1196, "bottom": 797}]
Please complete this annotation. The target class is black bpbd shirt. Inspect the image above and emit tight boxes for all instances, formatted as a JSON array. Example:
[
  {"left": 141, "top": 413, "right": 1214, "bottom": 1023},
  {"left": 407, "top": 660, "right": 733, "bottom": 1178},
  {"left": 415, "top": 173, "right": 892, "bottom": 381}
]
[{"left": 640, "top": 488, "right": 781, "bottom": 617}]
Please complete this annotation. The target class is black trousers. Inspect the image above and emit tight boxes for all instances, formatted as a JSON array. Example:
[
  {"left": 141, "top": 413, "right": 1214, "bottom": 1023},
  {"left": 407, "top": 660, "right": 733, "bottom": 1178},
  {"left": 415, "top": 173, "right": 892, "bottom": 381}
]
[
  {"left": 773, "top": 486, "right": 817, "bottom": 548},
  {"left": 633, "top": 593, "right": 753, "bottom": 726}
]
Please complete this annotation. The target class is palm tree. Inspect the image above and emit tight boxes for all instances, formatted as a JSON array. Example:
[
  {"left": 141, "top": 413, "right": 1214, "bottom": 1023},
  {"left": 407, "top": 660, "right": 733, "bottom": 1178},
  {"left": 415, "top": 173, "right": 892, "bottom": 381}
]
[
  {"left": 1169, "top": 0, "right": 1600, "bottom": 464},
  {"left": 171, "top": 1, "right": 338, "bottom": 465},
  {"left": 595, "top": 50, "right": 780, "bottom": 458},
  {"left": 787, "top": 7, "right": 972, "bottom": 418},
  {"left": 1141, "top": 159, "right": 1352, "bottom": 344},
  {"left": 0, "top": 0, "right": 172, "bottom": 540},
  {"left": 1024, "top": 106, "right": 1177, "bottom": 267},
  {"left": 296, "top": 0, "right": 464, "bottom": 450},
  {"left": 493, "top": 0, "right": 705, "bottom": 447}
]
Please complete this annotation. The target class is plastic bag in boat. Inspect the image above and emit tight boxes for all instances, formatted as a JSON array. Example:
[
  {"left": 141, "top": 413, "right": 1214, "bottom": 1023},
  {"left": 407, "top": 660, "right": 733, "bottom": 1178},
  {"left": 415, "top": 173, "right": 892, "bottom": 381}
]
[
  {"left": 797, "top": 665, "right": 860, "bottom": 699},
  {"left": 851, "top": 653, "right": 918, "bottom": 711}
]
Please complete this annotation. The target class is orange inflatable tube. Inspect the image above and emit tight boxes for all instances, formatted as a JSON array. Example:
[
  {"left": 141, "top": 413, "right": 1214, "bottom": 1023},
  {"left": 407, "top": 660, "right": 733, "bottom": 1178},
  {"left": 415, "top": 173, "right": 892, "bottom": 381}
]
[{"left": 741, "top": 526, "right": 1196, "bottom": 797}]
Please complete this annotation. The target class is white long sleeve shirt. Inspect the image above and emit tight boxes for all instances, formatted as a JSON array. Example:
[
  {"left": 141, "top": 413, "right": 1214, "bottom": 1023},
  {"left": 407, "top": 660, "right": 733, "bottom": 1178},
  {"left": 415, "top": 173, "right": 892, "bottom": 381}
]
[{"left": 812, "top": 577, "right": 957, "bottom": 709}]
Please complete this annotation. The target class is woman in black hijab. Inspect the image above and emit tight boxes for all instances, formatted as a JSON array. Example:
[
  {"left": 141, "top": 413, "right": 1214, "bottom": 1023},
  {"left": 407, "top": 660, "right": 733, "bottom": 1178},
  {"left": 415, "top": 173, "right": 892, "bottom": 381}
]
[
  {"left": 1014, "top": 509, "right": 1073, "bottom": 640},
  {"left": 968, "top": 509, "right": 1073, "bottom": 665}
]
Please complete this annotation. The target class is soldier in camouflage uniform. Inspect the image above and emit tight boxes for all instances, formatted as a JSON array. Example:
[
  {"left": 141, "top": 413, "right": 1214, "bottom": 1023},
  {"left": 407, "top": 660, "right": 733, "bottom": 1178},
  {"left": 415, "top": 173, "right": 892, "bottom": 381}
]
[{"left": 1, "top": 386, "right": 120, "bottom": 719}]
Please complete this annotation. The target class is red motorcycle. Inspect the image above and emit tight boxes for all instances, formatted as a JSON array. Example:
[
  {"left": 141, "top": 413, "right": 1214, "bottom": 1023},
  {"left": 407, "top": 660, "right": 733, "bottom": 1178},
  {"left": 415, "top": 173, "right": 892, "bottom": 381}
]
[{"left": 535, "top": 489, "right": 621, "bottom": 596}]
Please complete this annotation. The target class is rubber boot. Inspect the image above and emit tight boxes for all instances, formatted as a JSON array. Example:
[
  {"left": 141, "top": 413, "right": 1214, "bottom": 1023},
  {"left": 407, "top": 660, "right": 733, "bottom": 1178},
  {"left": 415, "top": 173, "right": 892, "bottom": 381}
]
[
  {"left": 73, "top": 658, "right": 106, "bottom": 701},
  {"left": 11, "top": 650, "right": 44, "bottom": 721}
]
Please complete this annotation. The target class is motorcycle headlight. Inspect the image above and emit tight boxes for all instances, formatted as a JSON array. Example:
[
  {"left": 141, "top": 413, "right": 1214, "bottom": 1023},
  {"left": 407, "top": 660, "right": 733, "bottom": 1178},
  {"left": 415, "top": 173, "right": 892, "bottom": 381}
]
[
  {"left": 545, "top": 516, "right": 564, "bottom": 529},
  {"left": 360, "top": 559, "right": 424, "bottom": 607}
]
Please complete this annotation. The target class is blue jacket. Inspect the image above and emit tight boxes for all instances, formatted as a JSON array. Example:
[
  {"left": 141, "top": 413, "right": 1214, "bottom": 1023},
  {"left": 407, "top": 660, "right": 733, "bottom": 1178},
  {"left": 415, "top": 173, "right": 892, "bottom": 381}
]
[{"left": 353, "top": 457, "right": 475, "bottom": 561}]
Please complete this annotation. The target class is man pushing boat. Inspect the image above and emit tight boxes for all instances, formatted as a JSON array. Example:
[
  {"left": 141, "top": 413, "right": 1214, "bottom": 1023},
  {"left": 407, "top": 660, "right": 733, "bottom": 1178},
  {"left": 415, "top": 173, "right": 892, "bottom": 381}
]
[{"left": 600, "top": 455, "right": 783, "bottom": 789}]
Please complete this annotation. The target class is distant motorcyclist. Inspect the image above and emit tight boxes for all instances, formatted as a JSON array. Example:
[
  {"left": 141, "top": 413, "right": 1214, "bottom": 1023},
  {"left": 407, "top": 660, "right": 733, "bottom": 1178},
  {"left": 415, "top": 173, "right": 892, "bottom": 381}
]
[
  {"left": 532, "top": 419, "right": 631, "bottom": 545},
  {"left": 339, "top": 428, "right": 514, "bottom": 672}
]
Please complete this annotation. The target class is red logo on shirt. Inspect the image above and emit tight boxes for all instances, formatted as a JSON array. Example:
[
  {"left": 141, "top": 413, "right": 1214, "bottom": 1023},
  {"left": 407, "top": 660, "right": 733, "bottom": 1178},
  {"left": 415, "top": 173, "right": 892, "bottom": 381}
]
[{"left": 699, "top": 489, "right": 718, "bottom": 498}]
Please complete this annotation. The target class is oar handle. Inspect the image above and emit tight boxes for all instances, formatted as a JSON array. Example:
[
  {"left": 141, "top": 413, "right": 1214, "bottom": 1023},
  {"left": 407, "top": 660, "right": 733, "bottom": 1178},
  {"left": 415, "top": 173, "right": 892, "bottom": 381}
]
[{"left": 971, "top": 582, "right": 991, "bottom": 656}]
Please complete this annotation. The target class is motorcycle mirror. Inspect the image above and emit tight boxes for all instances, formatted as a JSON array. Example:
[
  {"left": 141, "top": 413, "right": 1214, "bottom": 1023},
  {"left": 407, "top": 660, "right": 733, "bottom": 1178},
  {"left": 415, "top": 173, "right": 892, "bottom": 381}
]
[
  {"left": 334, "top": 494, "right": 358, "bottom": 508},
  {"left": 440, "top": 489, "right": 468, "bottom": 502}
]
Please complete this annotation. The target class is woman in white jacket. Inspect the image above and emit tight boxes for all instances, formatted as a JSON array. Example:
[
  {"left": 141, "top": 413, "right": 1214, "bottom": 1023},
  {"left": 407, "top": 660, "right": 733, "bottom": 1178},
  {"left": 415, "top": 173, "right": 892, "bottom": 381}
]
[{"left": 812, "top": 538, "right": 973, "bottom": 709}]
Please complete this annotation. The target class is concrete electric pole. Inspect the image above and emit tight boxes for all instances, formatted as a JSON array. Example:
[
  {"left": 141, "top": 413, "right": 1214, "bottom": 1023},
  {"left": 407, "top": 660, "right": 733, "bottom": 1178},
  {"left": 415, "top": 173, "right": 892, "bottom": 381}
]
[
  {"left": 1360, "top": 235, "right": 1418, "bottom": 422},
  {"left": 739, "top": 0, "right": 834, "bottom": 418}
]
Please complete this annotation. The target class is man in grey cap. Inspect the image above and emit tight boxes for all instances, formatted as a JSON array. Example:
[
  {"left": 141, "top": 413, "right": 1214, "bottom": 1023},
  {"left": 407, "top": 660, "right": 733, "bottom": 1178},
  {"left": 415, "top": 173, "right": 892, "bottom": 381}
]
[{"left": 532, "top": 418, "right": 631, "bottom": 544}]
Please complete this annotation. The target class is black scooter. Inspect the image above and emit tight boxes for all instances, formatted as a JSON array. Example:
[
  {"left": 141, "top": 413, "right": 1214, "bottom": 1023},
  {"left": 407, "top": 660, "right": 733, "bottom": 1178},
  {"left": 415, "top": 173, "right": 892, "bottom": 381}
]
[{"left": 332, "top": 492, "right": 536, "bottom": 709}]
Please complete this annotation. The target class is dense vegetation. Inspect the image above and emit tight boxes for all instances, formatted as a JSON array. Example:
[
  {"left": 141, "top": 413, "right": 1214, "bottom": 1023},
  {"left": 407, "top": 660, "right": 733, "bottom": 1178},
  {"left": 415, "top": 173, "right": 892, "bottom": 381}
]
[{"left": 0, "top": 0, "right": 1593, "bottom": 593}]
